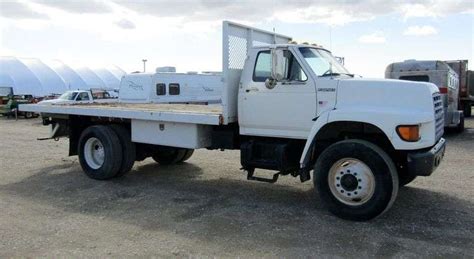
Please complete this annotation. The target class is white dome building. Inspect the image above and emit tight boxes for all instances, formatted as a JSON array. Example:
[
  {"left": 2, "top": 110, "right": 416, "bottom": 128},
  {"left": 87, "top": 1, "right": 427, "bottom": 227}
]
[
  {"left": 0, "top": 56, "right": 126, "bottom": 97},
  {"left": 19, "top": 58, "right": 68, "bottom": 95},
  {"left": 0, "top": 57, "right": 43, "bottom": 96},
  {"left": 46, "top": 60, "right": 88, "bottom": 91}
]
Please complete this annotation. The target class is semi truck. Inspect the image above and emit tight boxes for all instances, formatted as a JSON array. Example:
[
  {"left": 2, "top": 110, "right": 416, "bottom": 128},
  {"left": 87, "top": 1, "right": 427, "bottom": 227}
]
[
  {"left": 445, "top": 60, "right": 473, "bottom": 117},
  {"left": 385, "top": 60, "right": 464, "bottom": 132},
  {"left": 20, "top": 21, "right": 446, "bottom": 221}
]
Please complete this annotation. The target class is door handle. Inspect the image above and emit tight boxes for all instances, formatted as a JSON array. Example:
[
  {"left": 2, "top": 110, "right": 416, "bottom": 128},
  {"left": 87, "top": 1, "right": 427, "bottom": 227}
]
[{"left": 245, "top": 87, "right": 259, "bottom": 93}]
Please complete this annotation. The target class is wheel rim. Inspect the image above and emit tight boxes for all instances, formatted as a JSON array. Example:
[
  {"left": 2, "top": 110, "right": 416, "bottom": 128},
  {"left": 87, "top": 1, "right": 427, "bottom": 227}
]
[
  {"left": 328, "top": 158, "right": 375, "bottom": 206},
  {"left": 84, "top": 137, "right": 105, "bottom": 169}
]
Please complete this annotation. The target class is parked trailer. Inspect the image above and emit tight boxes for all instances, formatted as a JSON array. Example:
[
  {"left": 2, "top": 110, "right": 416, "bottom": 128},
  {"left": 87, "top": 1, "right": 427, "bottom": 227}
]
[
  {"left": 20, "top": 21, "right": 446, "bottom": 221},
  {"left": 385, "top": 60, "right": 464, "bottom": 132},
  {"left": 445, "top": 60, "right": 473, "bottom": 117}
]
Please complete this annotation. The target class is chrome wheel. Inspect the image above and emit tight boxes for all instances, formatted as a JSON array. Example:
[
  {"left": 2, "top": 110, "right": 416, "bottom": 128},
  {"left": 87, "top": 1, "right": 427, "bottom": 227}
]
[
  {"left": 328, "top": 158, "right": 375, "bottom": 206},
  {"left": 84, "top": 137, "right": 105, "bottom": 169}
]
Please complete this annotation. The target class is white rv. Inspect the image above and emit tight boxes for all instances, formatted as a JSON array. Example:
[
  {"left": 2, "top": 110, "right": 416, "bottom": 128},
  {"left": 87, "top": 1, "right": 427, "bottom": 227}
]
[{"left": 119, "top": 72, "right": 221, "bottom": 104}]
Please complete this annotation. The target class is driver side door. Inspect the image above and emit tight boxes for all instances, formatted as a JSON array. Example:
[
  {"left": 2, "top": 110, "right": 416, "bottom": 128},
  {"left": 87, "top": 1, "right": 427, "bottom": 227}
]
[{"left": 239, "top": 48, "right": 317, "bottom": 139}]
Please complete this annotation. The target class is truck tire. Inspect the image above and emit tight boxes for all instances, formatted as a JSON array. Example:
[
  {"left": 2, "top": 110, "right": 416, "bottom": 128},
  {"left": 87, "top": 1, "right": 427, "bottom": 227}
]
[
  {"left": 398, "top": 173, "right": 417, "bottom": 187},
  {"left": 78, "top": 125, "right": 123, "bottom": 180},
  {"left": 110, "top": 125, "right": 136, "bottom": 177},
  {"left": 151, "top": 147, "right": 187, "bottom": 165},
  {"left": 455, "top": 113, "right": 465, "bottom": 133},
  {"left": 24, "top": 112, "right": 33, "bottom": 119},
  {"left": 179, "top": 149, "right": 194, "bottom": 162},
  {"left": 314, "top": 139, "right": 399, "bottom": 221},
  {"left": 463, "top": 103, "right": 471, "bottom": 117}
]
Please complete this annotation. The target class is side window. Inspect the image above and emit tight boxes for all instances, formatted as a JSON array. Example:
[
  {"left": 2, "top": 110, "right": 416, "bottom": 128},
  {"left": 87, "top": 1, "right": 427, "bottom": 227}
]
[
  {"left": 77, "top": 92, "right": 89, "bottom": 101},
  {"left": 252, "top": 50, "right": 307, "bottom": 83},
  {"left": 169, "top": 83, "right": 180, "bottom": 95},
  {"left": 253, "top": 51, "right": 271, "bottom": 82},
  {"left": 283, "top": 50, "right": 307, "bottom": 82},
  {"left": 156, "top": 83, "right": 166, "bottom": 95}
]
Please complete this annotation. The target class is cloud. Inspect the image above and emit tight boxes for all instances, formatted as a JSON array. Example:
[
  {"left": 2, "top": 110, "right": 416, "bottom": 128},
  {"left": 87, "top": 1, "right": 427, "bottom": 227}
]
[
  {"left": 358, "top": 32, "right": 386, "bottom": 44},
  {"left": 115, "top": 18, "right": 135, "bottom": 29},
  {"left": 0, "top": 1, "right": 48, "bottom": 19},
  {"left": 403, "top": 25, "right": 438, "bottom": 36},
  {"left": 111, "top": 0, "right": 473, "bottom": 26},
  {"left": 33, "top": 0, "right": 112, "bottom": 14},
  {"left": 399, "top": 0, "right": 473, "bottom": 19},
  {"left": 3, "top": 0, "right": 473, "bottom": 27}
]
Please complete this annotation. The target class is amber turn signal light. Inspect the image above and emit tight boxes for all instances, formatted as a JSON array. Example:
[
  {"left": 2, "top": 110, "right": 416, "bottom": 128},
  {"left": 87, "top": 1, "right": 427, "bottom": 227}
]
[{"left": 396, "top": 125, "right": 420, "bottom": 142}]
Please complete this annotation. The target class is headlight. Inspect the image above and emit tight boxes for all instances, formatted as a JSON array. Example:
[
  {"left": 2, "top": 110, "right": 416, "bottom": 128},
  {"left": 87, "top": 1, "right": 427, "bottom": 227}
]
[{"left": 396, "top": 125, "right": 420, "bottom": 142}]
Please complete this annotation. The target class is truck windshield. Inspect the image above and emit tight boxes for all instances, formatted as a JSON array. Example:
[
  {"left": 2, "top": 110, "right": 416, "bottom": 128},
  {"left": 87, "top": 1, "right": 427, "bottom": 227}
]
[
  {"left": 58, "top": 91, "right": 78, "bottom": 100},
  {"left": 299, "top": 47, "right": 351, "bottom": 77}
]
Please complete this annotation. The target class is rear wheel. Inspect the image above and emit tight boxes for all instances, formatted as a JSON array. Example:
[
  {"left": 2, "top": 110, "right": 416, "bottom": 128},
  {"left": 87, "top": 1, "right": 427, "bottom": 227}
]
[
  {"left": 78, "top": 125, "right": 123, "bottom": 180},
  {"left": 151, "top": 147, "right": 188, "bottom": 165},
  {"left": 109, "top": 125, "right": 136, "bottom": 177},
  {"left": 463, "top": 103, "right": 471, "bottom": 117},
  {"left": 179, "top": 149, "right": 194, "bottom": 162},
  {"left": 314, "top": 139, "right": 399, "bottom": 221},
  {"left": 24, "top": 112, "right": 33, "bottom": 119},
  {"left": 455, "top": 113, "right": 465, "bottom": 133}
]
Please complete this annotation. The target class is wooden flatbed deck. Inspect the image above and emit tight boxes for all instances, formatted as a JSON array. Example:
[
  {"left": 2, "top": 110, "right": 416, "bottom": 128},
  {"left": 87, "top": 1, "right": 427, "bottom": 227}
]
[{"left": 19, "top": 102, "right": 224, "bottom": 125}]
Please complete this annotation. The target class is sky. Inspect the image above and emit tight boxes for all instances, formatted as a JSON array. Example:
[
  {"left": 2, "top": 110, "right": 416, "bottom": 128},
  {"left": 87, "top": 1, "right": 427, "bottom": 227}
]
[{"left": 0, "top": 0, "right": 473, "bottom": 78}]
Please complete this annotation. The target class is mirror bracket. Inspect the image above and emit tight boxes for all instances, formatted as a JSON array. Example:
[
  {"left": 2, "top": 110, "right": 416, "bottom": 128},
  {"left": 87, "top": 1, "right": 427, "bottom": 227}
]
[{"left": 265, "top": 78, "right": 277, "bottom": 89}]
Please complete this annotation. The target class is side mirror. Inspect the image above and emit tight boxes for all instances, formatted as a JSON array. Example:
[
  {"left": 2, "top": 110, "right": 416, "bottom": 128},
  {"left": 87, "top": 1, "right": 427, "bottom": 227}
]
[
  {"left": 265, "top": 78, "right": 277, "bottom": 89},
  {"left": 271, "top": 48, "right": 286, "bottom": 81}
]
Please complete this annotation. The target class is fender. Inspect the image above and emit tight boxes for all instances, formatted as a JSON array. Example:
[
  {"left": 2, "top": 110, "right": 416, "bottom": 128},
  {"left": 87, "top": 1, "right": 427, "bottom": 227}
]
[
  {"left": 299, "top": 110, "right": 331, "bottom": 169},
  {"left": 299, "top": 107, "right": 434, "bottom": 169}
]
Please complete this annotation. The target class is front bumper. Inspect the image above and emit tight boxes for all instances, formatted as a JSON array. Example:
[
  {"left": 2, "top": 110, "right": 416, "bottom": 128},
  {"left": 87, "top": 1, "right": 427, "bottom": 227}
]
[{"left": 406, "top": 138, "right": 446, "bottom": 176}]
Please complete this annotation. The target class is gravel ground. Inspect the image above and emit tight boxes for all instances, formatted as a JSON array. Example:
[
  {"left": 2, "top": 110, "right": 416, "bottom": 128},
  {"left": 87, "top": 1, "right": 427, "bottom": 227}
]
[{"left": 0, "top": 116, "right": 473, "bottom": 257}]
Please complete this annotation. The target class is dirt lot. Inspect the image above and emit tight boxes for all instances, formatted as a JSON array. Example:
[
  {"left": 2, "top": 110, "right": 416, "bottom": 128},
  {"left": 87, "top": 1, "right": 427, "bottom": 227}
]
[{"left": 0, "top": 116, "right": 473, "bottom": 257}]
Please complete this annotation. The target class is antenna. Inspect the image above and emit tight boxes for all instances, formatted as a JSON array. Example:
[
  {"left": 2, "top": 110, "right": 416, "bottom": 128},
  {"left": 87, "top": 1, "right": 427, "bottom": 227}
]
[
  {"left": 273, "top": 27, "right": 276, "bottom": 44},
  {"left": 329, "top": 26, "right": 332, "bottom": 51}
]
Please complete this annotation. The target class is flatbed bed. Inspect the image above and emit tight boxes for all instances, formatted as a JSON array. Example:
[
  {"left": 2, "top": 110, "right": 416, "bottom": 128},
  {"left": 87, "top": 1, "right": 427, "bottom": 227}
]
[{"left": 20, "top": 102, "right": 223, "bottom": 125}]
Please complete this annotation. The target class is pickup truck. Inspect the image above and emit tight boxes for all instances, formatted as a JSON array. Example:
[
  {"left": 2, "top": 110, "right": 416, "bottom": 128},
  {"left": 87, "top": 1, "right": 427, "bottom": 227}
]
[
  {"left": 20, "top": 21, "right": 446, "bottom": 221},
  {"left": 38, "top": 89, "right": 116, "bottom": 105}
]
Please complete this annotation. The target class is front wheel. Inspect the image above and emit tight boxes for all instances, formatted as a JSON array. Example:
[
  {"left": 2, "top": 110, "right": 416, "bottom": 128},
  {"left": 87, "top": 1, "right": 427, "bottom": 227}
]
[
  {"left": 314, "top": 139, "right": 399, "bottom": 221},
  {"left": 455, "top": 113, "right": 464, "bottom": 133}
]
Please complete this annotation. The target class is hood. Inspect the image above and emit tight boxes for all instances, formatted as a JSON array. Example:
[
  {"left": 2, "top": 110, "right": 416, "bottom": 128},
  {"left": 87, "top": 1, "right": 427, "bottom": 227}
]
[{"left": 335, "top": 77, "right": 438, "bottom": 114}]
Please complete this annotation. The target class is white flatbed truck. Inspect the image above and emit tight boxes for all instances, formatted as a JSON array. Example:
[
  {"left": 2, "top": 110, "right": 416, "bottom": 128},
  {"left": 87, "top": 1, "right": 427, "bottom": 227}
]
[{"left": 20, "top": 21, "right": 446, "bottom": 221}]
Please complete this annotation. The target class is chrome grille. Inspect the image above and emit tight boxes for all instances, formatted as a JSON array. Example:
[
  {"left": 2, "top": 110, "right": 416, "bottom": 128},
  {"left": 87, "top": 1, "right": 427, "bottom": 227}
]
[{"left": 433, "top": 93, "right": 444, "bottom": 140}]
